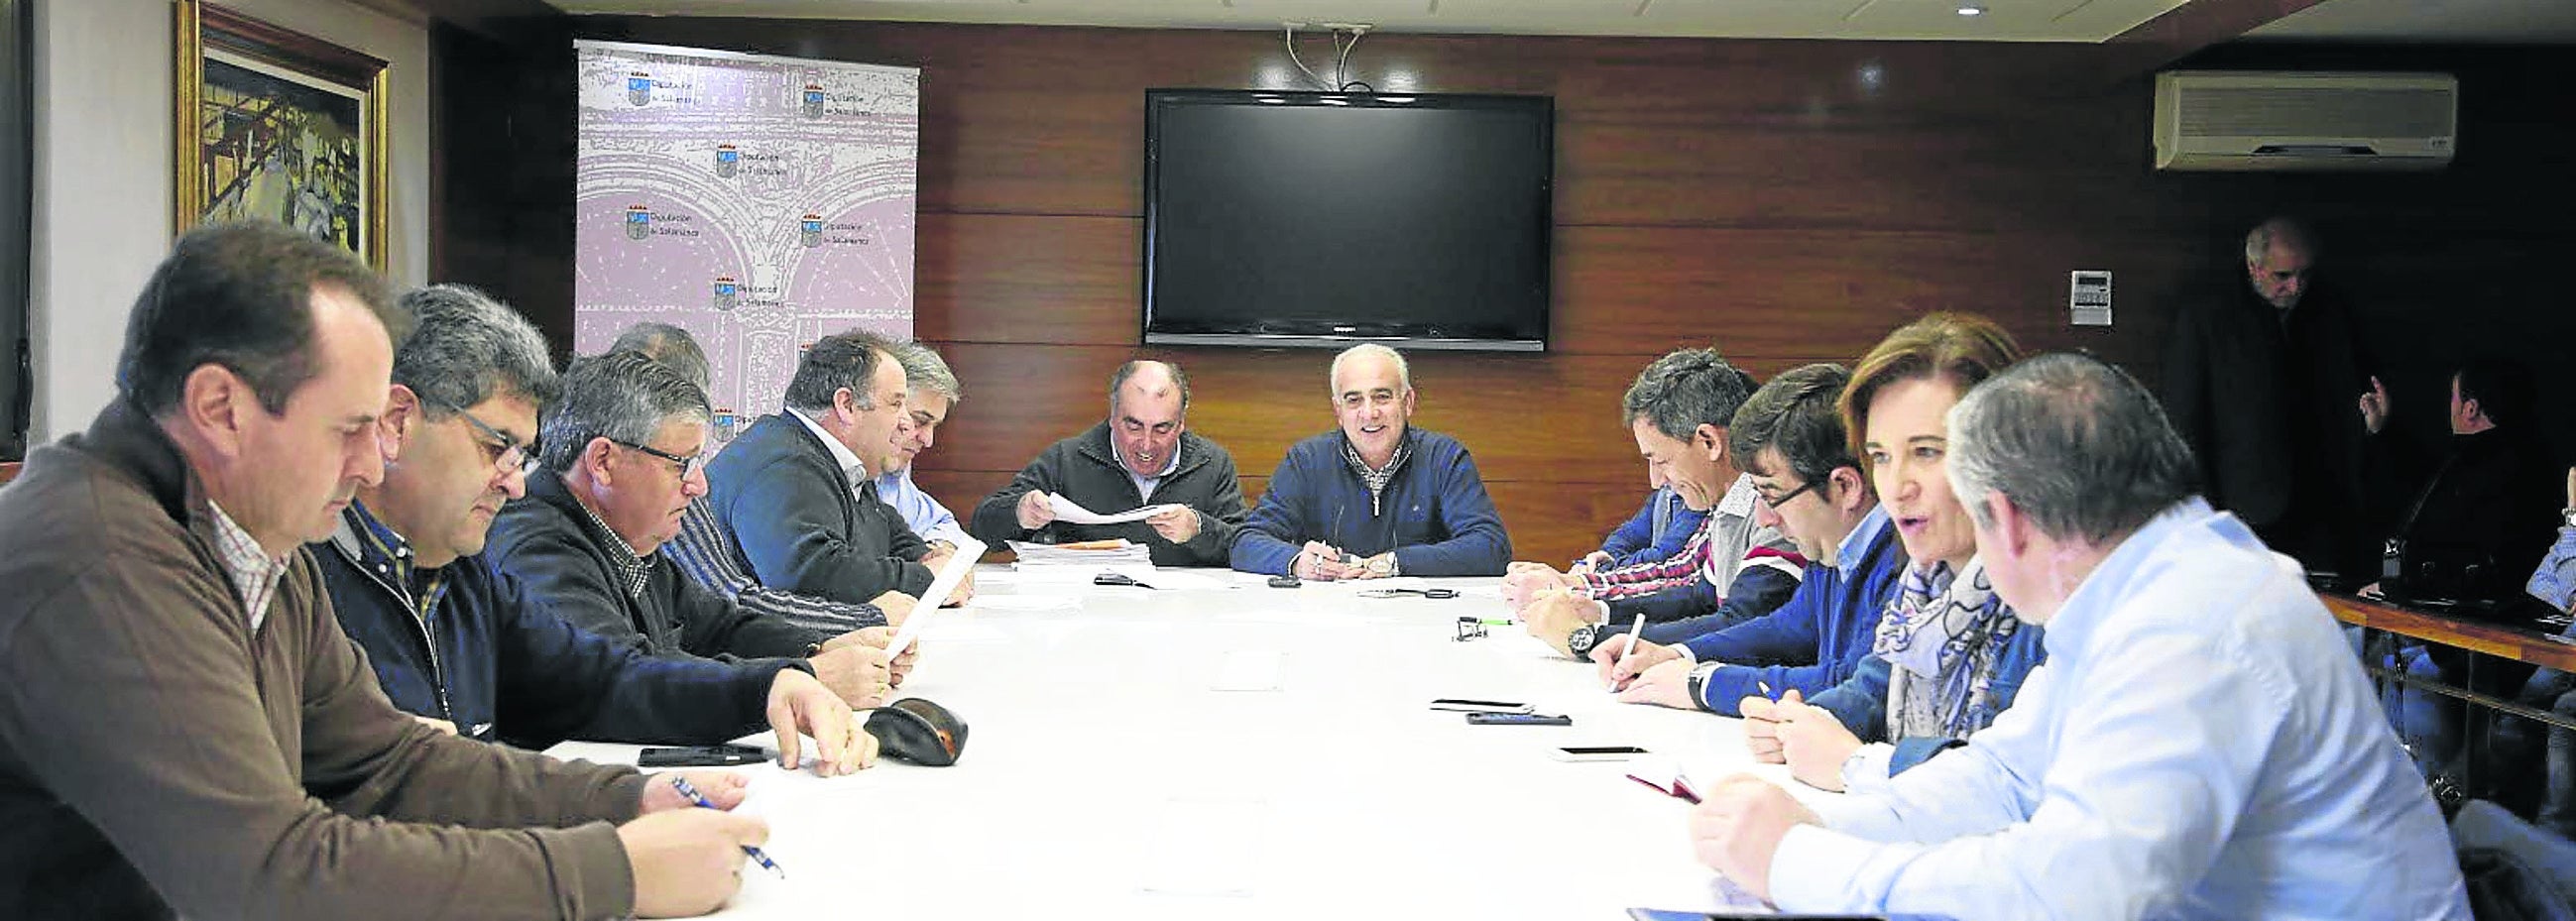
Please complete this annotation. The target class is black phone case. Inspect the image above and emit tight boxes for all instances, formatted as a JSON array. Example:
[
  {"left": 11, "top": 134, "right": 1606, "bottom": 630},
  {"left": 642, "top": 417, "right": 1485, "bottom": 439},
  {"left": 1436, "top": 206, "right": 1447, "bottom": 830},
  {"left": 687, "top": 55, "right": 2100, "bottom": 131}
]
[
  {"left": 638, "top": 745, "right": 764, "bottom": 767},
  {"left": 1465, "top": 712, "right": 1572, "bottom": 726}
]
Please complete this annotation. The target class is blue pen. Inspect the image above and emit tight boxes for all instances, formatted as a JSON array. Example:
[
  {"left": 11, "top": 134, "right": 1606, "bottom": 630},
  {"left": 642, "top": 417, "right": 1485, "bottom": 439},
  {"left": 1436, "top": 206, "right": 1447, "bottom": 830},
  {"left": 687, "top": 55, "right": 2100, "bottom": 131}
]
[{"left": 667, "top": 774, "right": 785, "bottom": 878}]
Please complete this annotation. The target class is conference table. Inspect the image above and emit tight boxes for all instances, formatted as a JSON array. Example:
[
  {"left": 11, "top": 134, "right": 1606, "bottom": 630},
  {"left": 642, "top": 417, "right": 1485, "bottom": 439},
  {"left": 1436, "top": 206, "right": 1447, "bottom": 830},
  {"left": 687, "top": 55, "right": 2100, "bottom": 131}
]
[{"left": 549, "top": 565, "right": 1825, "bottom": 920}]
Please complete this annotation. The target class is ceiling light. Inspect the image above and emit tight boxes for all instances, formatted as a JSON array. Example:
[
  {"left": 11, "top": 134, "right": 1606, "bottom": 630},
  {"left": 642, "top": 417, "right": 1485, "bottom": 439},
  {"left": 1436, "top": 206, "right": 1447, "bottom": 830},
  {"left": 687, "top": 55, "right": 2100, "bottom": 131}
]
[{"left": 1956, "top": 4, "right": 1985, "bottom": 15}]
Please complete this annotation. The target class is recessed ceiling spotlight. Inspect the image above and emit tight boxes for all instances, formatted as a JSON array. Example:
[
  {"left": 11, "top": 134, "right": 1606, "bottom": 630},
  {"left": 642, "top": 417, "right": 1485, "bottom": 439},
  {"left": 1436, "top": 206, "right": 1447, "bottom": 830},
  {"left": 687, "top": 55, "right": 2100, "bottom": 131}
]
[{"left": 1956, "top": 4, "right": 1986, "bottom": 15}]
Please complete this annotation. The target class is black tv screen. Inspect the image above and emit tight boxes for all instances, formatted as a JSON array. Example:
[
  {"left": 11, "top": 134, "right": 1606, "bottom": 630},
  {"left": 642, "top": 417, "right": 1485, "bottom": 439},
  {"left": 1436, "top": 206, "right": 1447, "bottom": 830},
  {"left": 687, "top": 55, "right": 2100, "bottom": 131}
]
[{"left": 1143, "top": 90, "right": 1554, "bottom": 352}]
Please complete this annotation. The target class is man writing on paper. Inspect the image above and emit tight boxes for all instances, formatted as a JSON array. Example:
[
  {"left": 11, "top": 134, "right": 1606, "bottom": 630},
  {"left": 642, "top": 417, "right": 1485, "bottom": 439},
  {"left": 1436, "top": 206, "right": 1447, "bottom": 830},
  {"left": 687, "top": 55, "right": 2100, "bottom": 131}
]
[
  {"left": 486, "top": 352, "right": 906, "bottom": 709},
  {"left": 1688, "top": 353, "right": 2467, "bottom": 919},
  {"left": 0, "top": 221, "right": 778, "bottom": 919},
  {"left": 320, "top": 285, "right": 880, "bottom": 752},
  {"left": 702, "top": 330, "right": 973, "bottom": 606},
  {"left": 971, "top": 359, "right": 1246, "bottom": 566},
  {"left": 1232, "top": 344, "right": 1511, "bottom": 578}
]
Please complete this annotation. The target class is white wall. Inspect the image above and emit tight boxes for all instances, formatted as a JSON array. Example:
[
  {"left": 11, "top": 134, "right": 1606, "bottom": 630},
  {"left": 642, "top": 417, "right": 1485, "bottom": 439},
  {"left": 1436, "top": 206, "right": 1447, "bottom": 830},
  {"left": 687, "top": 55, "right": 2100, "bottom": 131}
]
[{"left": 30, "top": 0, "right": 428, "bottom": 441}]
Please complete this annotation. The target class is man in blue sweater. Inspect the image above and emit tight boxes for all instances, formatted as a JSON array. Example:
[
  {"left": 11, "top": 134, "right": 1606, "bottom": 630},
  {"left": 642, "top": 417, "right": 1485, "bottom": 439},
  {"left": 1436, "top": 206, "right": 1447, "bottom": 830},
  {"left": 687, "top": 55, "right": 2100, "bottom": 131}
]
[
  {"left": 1232, "top": 344, "right": 1511, "bottom": 578},
  {"left": 1595, "top": 364, "right": 1907, "bottom": 716},
  {"left": 315, "top": 285, "right": 872, "bottom": 768}
]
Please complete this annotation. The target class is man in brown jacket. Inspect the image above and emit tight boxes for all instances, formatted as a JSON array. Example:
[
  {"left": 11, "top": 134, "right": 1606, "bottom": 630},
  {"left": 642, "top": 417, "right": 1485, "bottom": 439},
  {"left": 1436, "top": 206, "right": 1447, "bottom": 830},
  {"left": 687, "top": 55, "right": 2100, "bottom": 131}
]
[{"left": 0, "top": 221, "right": 851, "bottom": 919}]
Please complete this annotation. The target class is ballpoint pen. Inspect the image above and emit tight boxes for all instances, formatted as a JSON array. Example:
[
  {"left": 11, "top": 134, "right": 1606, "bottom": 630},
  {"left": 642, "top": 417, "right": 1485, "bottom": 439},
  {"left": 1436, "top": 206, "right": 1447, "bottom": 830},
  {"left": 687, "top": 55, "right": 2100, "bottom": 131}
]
[
  {"left": 667, "top": 774, "right": 785, "bottom": 878},
  {"left": 1606, "top": 614, "right": 1646, "bottom": 693}
]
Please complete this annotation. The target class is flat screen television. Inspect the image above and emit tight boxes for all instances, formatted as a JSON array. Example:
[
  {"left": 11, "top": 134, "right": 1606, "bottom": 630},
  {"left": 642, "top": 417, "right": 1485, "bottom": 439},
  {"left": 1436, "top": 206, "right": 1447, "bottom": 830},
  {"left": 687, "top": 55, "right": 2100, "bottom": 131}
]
[{"left": 1143, "top": 89, "right": 1554, "bottom": 352}]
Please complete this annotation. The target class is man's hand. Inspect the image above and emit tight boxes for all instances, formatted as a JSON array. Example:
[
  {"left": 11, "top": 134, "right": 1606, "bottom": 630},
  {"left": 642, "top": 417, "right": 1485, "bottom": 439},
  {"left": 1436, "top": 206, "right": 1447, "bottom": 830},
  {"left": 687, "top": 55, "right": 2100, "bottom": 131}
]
[
  {"left": 1014, "top": 490, "right": 1057, "bottom": 529},
  {"left": 638, "top": 769, "right": 750, "bottom": 815},
  {"left": 1501, "top": 565, "right": 1578, "bottom": 610},
  {"left": 764, "top": 667, "right": 873, "bottom": 775},
  {"left": 1615, "top": 657, "right": 1699, "bottom": 710},
  {"left": 2360, "top": 376, "right": 2391, "bottom": 435},
  {"left": 808, "top": 643, "right": 892, "bottom": 710},
  {"left": 1591, "top": 635, "right": 1679, "bottom": 688},
  {"left": 410, "top": 715, "right": 459, "bottom": 736},
  {"left": 1295, "top": 541, "right": 1360, "bottom": 581},
  {"left": 869, "top": 590, "right": 919, "bottom": 628},
  {"left": 1739, "top": 691, "right": 1789, "bottom": 762},
  {"left": 840, "top": 625, "right": 924, "bottom": 686},
  {"left": 1146, "top": 506, "right": 1202, "bottom": 544},
  {"left": 1775, "top": 693, "right": 1863, "bottom": 791},
  {"left": 1688, "top": 774, "right": 1822, "bottom": 904},
  {"left": 619, "top": 807, "right": 768, "bottom": 918},
  {"left": 1575, "top": 550, "right": 1614, "bottom": 573},
  {"left": 943, "top": 567, "right": 976, "bottom": 607},
  {"left": 1520, "top": 590, "right": 1601, "bottom": 656},
  {"left": 2564, "top": 466, "right": 2574, "bottom": 510}
]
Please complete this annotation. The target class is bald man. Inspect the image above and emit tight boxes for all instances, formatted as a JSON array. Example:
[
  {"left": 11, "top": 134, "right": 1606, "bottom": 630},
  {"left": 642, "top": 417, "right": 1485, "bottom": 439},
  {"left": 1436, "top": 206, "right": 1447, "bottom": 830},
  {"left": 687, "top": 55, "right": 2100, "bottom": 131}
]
[{"left": 969, "top": 360, "right": 1246, "bottom": 566}]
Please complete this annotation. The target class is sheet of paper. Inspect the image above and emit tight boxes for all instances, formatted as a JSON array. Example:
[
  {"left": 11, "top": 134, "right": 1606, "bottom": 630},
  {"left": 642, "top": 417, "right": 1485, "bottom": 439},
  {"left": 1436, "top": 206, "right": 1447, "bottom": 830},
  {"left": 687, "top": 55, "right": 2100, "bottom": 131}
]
[
  {"left": 1048, "top": 494, "right": 1187, "bottom": 525},
  {"left": 881, "top": 533, "right": 985, "bottom": 659}
]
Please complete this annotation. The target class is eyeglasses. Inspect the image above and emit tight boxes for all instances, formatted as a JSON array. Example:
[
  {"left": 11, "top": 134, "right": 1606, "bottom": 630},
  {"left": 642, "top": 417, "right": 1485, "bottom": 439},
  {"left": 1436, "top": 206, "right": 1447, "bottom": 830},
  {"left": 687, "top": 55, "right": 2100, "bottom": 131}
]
[
  {"left": 1361, "top": 587, "right": 1461, "bottom": 599},
  {"left": 442, "top": 403, "right": 539, "bottom": 476},
  {"left": 1454, "top": 617, "right": 1488, "bottom": 641},
  {"left": 611, "top": 438, "right": 706, "bottom": 479},
  {"left": 1756, "top": 478, "right": 1820, "bottom": 511}
]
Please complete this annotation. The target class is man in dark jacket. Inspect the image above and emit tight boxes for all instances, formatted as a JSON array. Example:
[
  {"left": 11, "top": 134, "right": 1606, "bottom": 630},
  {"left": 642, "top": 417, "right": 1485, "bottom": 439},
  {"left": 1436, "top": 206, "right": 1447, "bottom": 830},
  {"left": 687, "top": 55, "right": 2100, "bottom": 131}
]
[
  {"left": 2159, "top": 217, "right": 2378, "bottom": 577},
  {"left": 702, "top": 331, "right": 970, "bottom": 605},
  {"left": 318, "top": 285, "right": 874, "bottom": 752},
  {"left": 1231, "top": 344, "right": 1511, "bottom": 577},
  {"left": 487, "top": 351, "right": 898, "bottom": 710},
  {"left": 970, "top": 360, "right": 1246, "bottom": 566},
  {"left": 0, "top": 221, "right": 779, "bottom": 919}
]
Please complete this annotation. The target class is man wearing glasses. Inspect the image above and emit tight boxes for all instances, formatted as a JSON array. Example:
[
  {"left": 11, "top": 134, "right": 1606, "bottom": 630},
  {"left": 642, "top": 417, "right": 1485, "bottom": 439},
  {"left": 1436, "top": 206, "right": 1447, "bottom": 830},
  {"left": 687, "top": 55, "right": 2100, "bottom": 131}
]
[
  {"left": 488, "top": 349, "right": 903, "bottom": 709},
  {"left": 318, "top": 286, "right": 882, "bottom": 758}
]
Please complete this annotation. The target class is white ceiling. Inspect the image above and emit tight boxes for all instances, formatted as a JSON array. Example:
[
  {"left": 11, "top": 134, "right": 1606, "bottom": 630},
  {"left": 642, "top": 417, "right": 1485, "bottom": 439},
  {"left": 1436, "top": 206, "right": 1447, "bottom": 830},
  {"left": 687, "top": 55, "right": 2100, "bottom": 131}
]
[
  {"left": 2248, "top": 0, "right": 2576, "bottom": 43},
  {"left": 541, "top": 0, "right": 2198, "bottom": 43}
]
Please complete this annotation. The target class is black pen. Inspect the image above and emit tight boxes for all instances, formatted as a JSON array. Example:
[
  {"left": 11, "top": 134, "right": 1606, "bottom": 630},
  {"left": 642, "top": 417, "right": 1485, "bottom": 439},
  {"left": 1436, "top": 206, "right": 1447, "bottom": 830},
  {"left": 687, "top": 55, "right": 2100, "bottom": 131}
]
[{"left": 667, "top": 774, "right": 785, "bottom": 878}]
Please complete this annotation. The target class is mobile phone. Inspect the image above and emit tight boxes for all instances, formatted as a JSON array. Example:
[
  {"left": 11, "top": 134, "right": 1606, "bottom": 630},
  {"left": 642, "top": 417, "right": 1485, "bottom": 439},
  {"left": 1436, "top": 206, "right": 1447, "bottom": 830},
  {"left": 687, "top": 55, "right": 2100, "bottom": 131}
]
[
  {"left": 1464, "top": 712, "right": 1572, "bottom": 726},
  {"left": 637, "top": 744, "right": 766, "bottom": 767},
  {"left": 1428, "top": 698, "right": 1532, "bottom": 714},
  {"left": 1551, "top": 745, "right": 1649, "bottom": 761},
  {"left": 1267, "top": 575, "right": 1302, "bottom": 588}
]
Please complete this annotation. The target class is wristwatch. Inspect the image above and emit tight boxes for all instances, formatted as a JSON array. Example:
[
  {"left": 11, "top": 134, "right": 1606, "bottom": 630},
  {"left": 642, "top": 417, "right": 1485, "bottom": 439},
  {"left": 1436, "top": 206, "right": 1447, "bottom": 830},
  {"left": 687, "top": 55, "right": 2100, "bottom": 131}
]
[
  {"left": 1686, "top": 661, "right": 1723, "bottom": 712},
  {"left": 1366, "top": 554, "right": 1397, "bottom": 576},
  {"left": 1566, "top": 623, "right": 1601, "bottom": 658}
]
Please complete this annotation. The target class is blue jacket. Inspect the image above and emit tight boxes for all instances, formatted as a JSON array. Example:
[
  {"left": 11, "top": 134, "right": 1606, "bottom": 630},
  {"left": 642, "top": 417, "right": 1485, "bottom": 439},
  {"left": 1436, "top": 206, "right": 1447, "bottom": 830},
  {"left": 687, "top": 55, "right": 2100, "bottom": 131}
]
[
  {"left": 1594, "top": 488, "right": 1708, "bottom": 567},
  {"left": 1808, "top": 630, "right": 2049, "bottom": 776},
  {"left": 1685, "top": 508, "right": 1906, "bottom": 715},
  {"left": 704, "top": 412, "right": 933, "bottom": 603},
  {"left": 316, "top": 502, "right": 798, "bottom": 749},
  {"left": 1231, "top": 427, "right": 1511, "bottom": 576}
]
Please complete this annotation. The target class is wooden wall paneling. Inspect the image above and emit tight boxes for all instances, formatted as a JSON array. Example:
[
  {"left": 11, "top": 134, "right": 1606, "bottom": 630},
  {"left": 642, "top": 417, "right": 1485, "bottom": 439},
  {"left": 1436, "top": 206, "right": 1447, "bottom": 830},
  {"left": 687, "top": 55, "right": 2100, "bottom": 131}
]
[
  {"left": 0, "top": 461, "right": 19, "bottom": 487},
  {"left": 436, "top": 19, "right": 2576, "bottom": 573}
]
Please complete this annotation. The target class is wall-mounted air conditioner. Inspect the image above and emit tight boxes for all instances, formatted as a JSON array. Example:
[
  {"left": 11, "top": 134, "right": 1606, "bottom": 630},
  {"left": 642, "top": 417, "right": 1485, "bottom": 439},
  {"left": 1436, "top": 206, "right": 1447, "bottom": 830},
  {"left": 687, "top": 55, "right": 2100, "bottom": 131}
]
[{"left": 2154, "top": 70, "right": 2456, "bottom": 172}]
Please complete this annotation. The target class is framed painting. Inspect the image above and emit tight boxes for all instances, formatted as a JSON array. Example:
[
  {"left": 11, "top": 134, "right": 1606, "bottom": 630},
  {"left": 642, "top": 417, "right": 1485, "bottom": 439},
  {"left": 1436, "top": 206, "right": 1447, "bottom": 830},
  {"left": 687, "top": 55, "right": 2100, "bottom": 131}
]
[{"left": 174, "top": 0, "right": 387, "bottom": 268}]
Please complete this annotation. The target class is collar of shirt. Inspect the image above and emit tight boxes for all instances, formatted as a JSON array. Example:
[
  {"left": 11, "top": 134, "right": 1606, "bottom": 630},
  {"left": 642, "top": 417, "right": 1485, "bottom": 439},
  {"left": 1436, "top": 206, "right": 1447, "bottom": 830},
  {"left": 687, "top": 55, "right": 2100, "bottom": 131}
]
[
  {"left": 569, "top": 492, "right": 654, "bottom": 599},
  {"left": 340, "top": 499, "right": 452, "bottom": 621},
  {"left": 2038, "top": 497, "right": 2228, "bottom": 662},
  {"left": 1109, "top": 432, "right": 1184, "bottom": 479},
  {"left": 787, "top": 405, "right": 870, "bottom": 488},
  {"left": 204, "top": 498, "right": 292, "bottom": 631},
  {"left": 1835, "top": 504, "right": 1893, "bottom": 578},
  {"left": 1341, "top": 433, "right": 1413, "bottom": 495},
  {"left": 1714, "top": 473, "right": 1758, "bottom": 518}
]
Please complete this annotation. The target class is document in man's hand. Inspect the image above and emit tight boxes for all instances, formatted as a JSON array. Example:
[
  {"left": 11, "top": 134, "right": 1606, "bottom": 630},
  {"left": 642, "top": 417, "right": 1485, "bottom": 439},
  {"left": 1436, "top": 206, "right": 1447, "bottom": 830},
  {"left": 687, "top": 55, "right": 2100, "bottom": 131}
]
[
  {"left": 881, "top": 533, "right": 984, "bottom": 659},
  {"left": 1047, "top": 494, "right": 1186, "bottom": 524}
]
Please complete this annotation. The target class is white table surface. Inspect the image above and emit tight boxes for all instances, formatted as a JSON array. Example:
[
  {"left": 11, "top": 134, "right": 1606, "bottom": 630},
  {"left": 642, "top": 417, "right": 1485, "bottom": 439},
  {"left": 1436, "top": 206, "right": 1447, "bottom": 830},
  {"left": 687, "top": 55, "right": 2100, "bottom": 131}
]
[{"left": 547, "top": 565, "right": 1833, "bottom": 919}]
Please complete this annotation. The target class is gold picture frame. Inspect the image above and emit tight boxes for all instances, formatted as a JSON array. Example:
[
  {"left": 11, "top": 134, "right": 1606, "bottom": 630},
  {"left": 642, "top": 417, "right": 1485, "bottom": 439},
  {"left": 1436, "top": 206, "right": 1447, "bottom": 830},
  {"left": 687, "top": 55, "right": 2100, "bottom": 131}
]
[{"left": 174, "top": 0, "right": 388, "bottom": 269}]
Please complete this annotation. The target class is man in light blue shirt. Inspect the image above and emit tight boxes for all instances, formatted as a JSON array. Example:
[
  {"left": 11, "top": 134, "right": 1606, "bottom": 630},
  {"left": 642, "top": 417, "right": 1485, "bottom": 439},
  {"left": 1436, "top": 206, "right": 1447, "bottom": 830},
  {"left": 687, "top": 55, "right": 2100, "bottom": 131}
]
[
  {"left": 873, "top": 341, "right": 972, "bottom": 547},
  {"left": 1690, "top": 352, "right": 2468, "bottom": 920}
]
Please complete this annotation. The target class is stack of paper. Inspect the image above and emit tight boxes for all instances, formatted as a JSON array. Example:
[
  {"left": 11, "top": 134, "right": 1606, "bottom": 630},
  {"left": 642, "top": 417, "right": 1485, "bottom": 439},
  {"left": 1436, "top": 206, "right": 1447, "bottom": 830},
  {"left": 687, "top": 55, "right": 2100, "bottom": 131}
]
[{"left": 1007, "top": 539, "right": 1153, "bottom": 568}]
